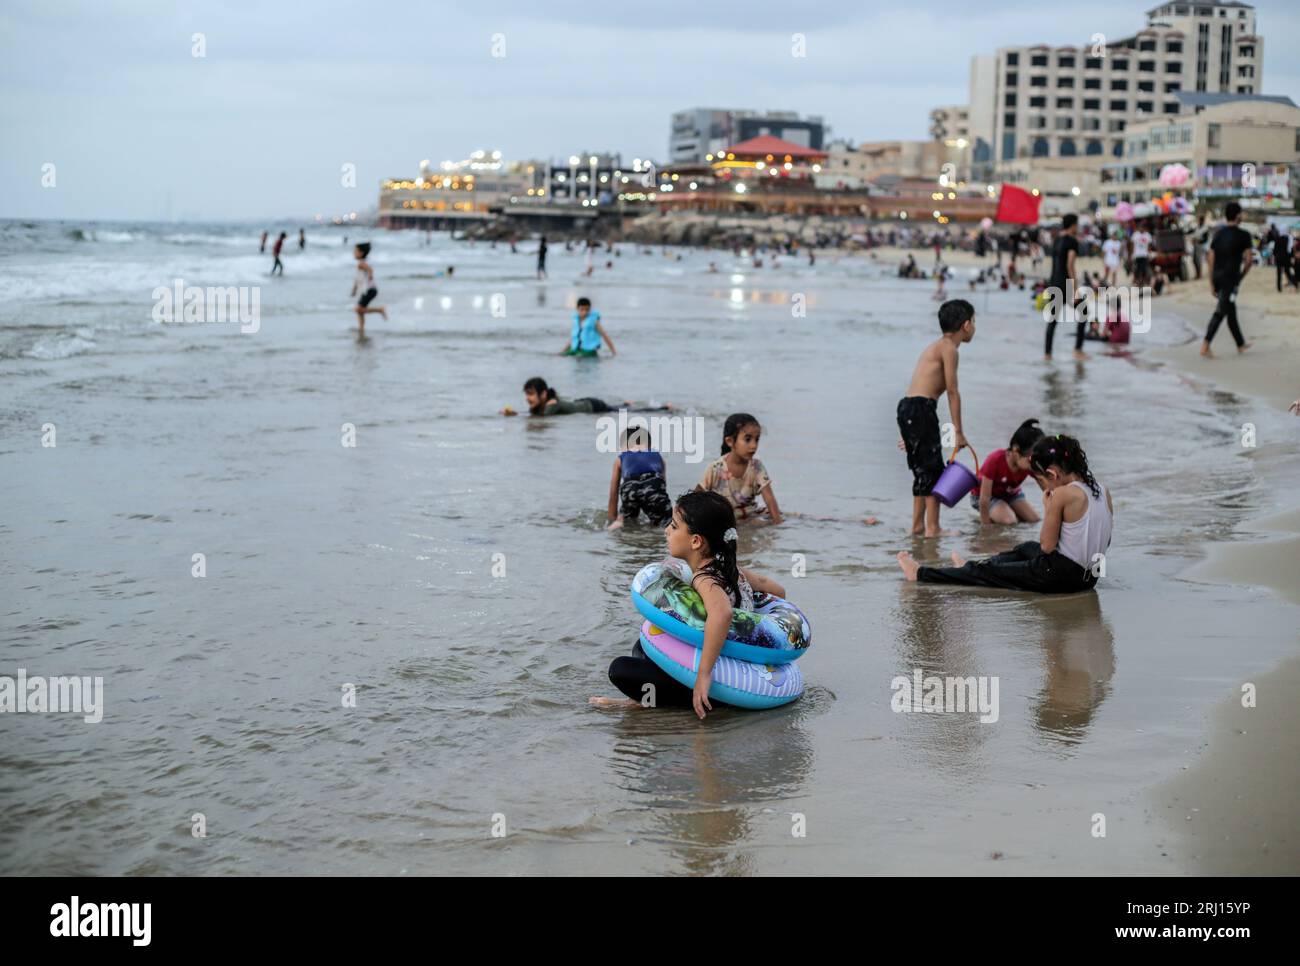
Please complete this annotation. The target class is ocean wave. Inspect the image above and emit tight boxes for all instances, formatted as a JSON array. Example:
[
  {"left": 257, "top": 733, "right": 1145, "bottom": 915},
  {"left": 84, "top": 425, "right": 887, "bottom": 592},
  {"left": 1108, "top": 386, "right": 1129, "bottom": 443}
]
[{"left": 23, "top": 333, "right": 98, "bottom": 360}]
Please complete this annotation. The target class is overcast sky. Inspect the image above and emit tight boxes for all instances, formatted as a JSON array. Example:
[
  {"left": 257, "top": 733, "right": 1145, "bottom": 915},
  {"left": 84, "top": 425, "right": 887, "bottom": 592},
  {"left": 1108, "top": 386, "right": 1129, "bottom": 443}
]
[{"left": 3, "top": 0, "right": 1298, "bottom": 222}]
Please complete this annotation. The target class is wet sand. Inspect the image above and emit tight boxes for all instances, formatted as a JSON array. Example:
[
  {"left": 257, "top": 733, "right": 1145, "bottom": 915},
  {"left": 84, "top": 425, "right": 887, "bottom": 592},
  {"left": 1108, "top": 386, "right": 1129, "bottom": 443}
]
[
  {"left": 2, "top": 225, "right": 1297, "bottom": 875},
  {"left": 877, "top": 241, "right": 1300, "bottom": 874}
]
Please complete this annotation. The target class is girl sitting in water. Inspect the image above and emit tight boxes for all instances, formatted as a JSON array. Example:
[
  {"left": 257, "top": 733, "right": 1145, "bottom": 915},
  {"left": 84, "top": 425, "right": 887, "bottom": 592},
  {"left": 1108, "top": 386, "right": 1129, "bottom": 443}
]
[
  {"left": 500, "top": 377, "right": 673, "bottom": 417},
  {"left": 970, "top": 418, "right": 1044, "bottom": 526},
  {"left": 592, "top": 491, "right": 786, "bottom": 719},
  {"left": 696, "top": 413, "right": 783, "bottom": 524},
  {"left": 898, "top": 433, "right": 1112, "bottom": 594}
]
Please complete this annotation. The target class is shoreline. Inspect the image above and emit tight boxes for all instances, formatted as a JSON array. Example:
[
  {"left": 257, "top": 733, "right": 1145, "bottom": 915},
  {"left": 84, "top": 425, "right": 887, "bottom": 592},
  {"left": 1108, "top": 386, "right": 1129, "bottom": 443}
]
[{"left": 876, "top": 240, "right": 1300, "bottom": 873}]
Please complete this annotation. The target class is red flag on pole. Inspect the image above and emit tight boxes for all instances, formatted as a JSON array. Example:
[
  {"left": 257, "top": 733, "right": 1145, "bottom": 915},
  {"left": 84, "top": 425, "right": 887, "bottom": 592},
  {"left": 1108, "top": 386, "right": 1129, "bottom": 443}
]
[{"left": 994, "top": 183, "right": 1041, "bottom": 224}]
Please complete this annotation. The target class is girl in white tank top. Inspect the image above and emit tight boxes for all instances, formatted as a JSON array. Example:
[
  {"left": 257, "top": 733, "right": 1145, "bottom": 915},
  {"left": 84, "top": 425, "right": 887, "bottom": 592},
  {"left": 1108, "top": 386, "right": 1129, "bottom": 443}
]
[{"left": 899, "top": 433, "right": 1112, "bottom": 594}]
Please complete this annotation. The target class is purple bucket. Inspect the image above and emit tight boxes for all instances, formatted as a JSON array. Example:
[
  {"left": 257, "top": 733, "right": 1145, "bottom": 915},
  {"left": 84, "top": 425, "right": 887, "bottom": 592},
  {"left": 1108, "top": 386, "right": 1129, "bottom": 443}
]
[{"left": 931, "top": 445, "right": 979, "bottom": 507}]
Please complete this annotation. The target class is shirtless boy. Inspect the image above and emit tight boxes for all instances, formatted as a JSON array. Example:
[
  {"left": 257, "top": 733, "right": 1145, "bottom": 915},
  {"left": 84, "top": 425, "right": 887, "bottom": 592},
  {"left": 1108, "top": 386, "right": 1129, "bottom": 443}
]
[{"left": 897, "top": 299, "right": 975, "bottom": 536}]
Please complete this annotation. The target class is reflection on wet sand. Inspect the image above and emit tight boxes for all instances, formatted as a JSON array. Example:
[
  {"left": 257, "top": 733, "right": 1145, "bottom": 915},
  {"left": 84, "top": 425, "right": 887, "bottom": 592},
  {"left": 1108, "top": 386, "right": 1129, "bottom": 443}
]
[
  {"left": 610, "top": 707, "right": 816, "bottom": 875},
  {"left": 1040, "top": 363, "right": 1088, "bottom": 421},
  {"left": 1025, "top": 592, "right": 1115, "bottom": 745}
]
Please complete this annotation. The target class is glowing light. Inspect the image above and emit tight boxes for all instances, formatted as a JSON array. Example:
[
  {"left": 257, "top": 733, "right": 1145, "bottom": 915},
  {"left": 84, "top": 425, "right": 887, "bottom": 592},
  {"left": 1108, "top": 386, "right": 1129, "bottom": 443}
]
[
  {"left": 569, "top": 155, "right": 580, "bottom": 165},
  {"left": 1031, "top": 188, "right": 1040, "bottom": 196},
  {"left": 933, "top": 210, "right": 941, "bottom": 218},
  {"left": 734, "top": 182, "right": 746, "bottom": 194},
  {"left": 1071, "top": 185, "right": 1081, "bottom": 195},
  {"left": 812, "top": 164, "right": 821, "bottom": 172},
  {"left": 689, "top": 181, "right": 698, "bottom": 190},
  {"left": 757, "top": 161, "right": 766, "bottom": 170},
  {"left": 589, "top": 155, "right": 597, "bottom": 164},
  {"left": 783, "top": 162, "right": 792, "bottom": 170}
]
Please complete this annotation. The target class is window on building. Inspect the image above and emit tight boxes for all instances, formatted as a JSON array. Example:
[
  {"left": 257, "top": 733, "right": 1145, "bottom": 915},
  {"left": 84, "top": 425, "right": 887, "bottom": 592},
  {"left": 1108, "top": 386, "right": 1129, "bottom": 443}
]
[
  {"left": 1165, "top": 81, "right": 1181, "bottom": 92},
  {"left": 1167, "top": 41, "right": 1183, "bottom": 53},
  {"left": 1139, "top": 60, "right": 1156, "bottom": 72},
  {"left": 1166, "top": 62, "right": 1182, "bottom": 73},
  {"left": 1238, "top": 45, "right": 1254, "bottom": 57},
  {"left": 1109, "top": 118, "right": 1126, "bottom": 133},
  {"left": 1055, "top": 117, "right": 1074, "bottom": 131},
  {"left": 1138, "top": 81, "right": 1155, "bottom": 92},
  {"left": 1236, "top": 85, "right": 1252, "bottom": 94},
  {"left": 1005, "top": 93, "right": 1017, "bottom": 106},
  {"left": 1085, "top": 78, "right": 1102, "bottom": 89},
  {"left": 1032, "top": 138, "right": 1049, "bottom": 157},
  {"left": 1137, "top": 101, "right": 1154, "bottom": 113},
  {"left": 1207, "top": 123, "right": 1219, "bottom": 148},
  {"left": 1163, "top": 102, "right": 1180, "bottom": 114},
  {"left": 1237, "top": 65, "right": 1254, "bottom": 78},
  {"left": 1113, "top": 59, "right": 1129, "bottom": 70},
  {"left": 1005, "top": 112, "right": 1017, "bottom": 127},
  {"left": 1030, "top": 75, "right": 1047, "bottom": 87},
  {"left": 1086, "top": 139, "right": 1103, "bottom": 155},
  {"left": 1057, "top": 77, "right": 1075, "bottom": 88},
  {"left": 1029, "top": 95, "right": 1046, "bottom": 107},
  {"left": 1006, "top": 72, "right": 1018, "bottom": 86},
  {"left": 1111, "top": 79, "right": 1128, "bottom": 90},
  {"left": 1056, "top": 97, "right": 1074, "bottom": 109},
  {"left": 1083, "top": 116, "right": 1101, "bottom": 131},
  {"left": 1139, "top": 39, "right": 1156, "bottom": 51},
  {"left": 1086, "top": 57, "right": 1103, "bottom": 69},
  {"left": 1031, "top": 54, "right": 1048, "bottom": 66},
  {"left": 1060, "top": 138, "right": 1078, "bottom": 156},
  {"left": 1006, "top": 52, "right": 1019, "bottom": 66},
  {"left": 1059, "top": 56, "right": 1076, "bottom": 68},
  {"left": 1110, "top": 99, "right": 1127, "bottom": 111},
  {"left": 1084, "top": 98, "right": 1101, "bottom": 110},
  {"left": 1113, "top": 141, "right": 1124, "bottom": 158}
]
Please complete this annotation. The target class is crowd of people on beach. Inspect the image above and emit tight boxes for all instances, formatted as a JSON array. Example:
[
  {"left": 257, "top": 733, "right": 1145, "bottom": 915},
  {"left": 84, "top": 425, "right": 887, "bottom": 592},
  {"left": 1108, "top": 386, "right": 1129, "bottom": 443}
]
[{"left": 264, "top": 199, "right": 1294, "bottom": 717}]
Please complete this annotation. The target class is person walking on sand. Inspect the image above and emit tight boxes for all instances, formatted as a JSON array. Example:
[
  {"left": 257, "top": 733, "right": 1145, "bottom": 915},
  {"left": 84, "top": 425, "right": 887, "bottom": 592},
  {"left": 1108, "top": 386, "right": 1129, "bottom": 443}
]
[
  {"left": 270, "top": 232, "right": 286, "bottom": 276},
  {"left": 351, "top": 242, "right": 386, "bottom": 335},
  {"left": 299, "top": 228, "right": 306, "bottom": 251},
  {"left": 1201, "top": 203, "right": 1254, "bottom": 358},
  {"left": 537, "top": 235, "right": 548, "bottom": 279},
  {"left": 259, "top": 230, "right": 268, "bottom": 253},
  {"left": 1045, "top": 214, "right": 1086, "bottom": 361}
]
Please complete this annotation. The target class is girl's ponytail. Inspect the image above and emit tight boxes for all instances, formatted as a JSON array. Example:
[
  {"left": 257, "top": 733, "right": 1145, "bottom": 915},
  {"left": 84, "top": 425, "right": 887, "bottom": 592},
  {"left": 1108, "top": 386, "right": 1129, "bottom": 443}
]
[{"left": 1030, "top": 433, "right": 1099, "bottom": 497}]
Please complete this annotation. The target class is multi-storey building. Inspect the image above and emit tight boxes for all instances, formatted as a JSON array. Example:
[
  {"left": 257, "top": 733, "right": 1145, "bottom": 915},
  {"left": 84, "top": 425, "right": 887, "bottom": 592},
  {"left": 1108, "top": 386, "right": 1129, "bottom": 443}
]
[
  {"left": 990, "top": 2, "right": 1262, "bottom": 168},
  {"left": 669, "top": 109, "right": 826, "bottom": 166},
  {"left": 1103, "top": 91, "right": 1298, "bottom": 205}
]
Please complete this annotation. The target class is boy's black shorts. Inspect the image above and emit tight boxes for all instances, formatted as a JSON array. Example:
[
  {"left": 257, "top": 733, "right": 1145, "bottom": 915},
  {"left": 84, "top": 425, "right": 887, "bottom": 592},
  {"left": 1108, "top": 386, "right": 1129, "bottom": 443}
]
[{"left": 897, "top": 396, "right": 944, "bottom": 497}]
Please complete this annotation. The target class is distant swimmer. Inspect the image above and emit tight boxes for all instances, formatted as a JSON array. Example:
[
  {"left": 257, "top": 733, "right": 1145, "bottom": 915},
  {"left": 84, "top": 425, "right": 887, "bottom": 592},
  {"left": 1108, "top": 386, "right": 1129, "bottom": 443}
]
[
  {"left": 270, "top": 232, "right": 286, "bottom": 275},
  {"left": 537, "top": 235, "right": 548, "bottom": 279},
  {"left": 350, "top": 242, "right": 387, "bottom": 335},
  {"left": 259, "top": 230, "right": 268, "bottom": 253},
  {"left": 299, "top": 228, "right": 306, "bottom": 250},
  {"left": 500, "top": 377, "right": 671, "bottom": 417}
]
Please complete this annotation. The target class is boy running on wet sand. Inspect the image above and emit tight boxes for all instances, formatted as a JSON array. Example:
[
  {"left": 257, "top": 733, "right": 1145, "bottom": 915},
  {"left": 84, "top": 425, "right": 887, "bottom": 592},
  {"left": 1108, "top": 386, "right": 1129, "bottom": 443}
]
[{"left": 897, "top": 299, "right": 975, "bottom": 536}]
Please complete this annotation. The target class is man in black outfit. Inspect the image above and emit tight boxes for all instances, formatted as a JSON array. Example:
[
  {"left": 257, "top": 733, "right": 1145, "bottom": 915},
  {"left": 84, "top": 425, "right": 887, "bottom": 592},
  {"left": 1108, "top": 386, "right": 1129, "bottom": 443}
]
[
  {"left": 1201, "top": 202, "right": 1254, "bottom": 357},
  {"left": 1044, "top": 213, "right": 1084, "bottom": 360},
  {"left": 1272, "top": 225, "right": 1294, "bottom": 292}
]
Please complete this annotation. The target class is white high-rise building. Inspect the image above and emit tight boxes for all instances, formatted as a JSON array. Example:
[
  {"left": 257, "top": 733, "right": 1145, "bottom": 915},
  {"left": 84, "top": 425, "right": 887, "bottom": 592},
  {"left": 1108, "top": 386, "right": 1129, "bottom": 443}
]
[{"left": 986, "top": 2, "right": 1262, "bottom": 168}]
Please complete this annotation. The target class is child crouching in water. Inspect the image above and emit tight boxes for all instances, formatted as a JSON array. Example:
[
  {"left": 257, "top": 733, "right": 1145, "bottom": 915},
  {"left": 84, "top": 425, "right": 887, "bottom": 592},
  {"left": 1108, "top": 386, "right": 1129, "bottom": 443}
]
[
  {"left": 898, "top": 433, "right": 1111, "bottom": 593},
  {"left": 607, "top": 426, "right": 672, "bottom": 529},
  {"left": 971, "top": 418, "right": 1044, "bottom": 526},
  {"left": 592, "top": 491, "right": 786, "bottom": 719}
]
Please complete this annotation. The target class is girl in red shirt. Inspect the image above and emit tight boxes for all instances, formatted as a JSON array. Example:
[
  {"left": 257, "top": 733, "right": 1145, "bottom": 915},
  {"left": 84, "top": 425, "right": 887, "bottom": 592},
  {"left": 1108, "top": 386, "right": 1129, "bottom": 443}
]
[{"left": 970, "top": 419, "right": 1044, "bottom": 525}]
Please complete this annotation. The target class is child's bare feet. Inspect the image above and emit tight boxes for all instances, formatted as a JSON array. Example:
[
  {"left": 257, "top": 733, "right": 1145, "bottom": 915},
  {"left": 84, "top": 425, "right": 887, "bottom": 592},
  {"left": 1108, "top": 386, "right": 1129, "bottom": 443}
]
[
  {"left": 588, "top": 696, "right": 638, "bottom": 708},
  {"left": 1200, "top": 342, "right": 1213, "bottom": 358},
  {"left": 1238, "top": 341, "right": 1253, "bottom": 354},
  {"left": 1072, "top": 350, "right": 1088, "bottom": 361},
  {"left": 923, "top": 527, "right": 959, "bottom": 537},
  {"left": 606, "top": 517, "right": 624, "bottom": 531},
  {"left": 950, "top": 550, "right": 967, "bottom": 567},
  {"left": 897, "top": 551, "right": 920, "bottom": 581},
  {"left": 379, "top": 307, "right": 388, "bottom": 320}
]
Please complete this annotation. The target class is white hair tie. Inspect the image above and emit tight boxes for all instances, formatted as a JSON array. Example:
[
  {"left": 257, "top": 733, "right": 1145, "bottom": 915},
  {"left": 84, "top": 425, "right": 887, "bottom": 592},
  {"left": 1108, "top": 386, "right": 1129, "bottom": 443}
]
[{"left": 723, "top": 527, "right": 738, "bottom": 544}]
